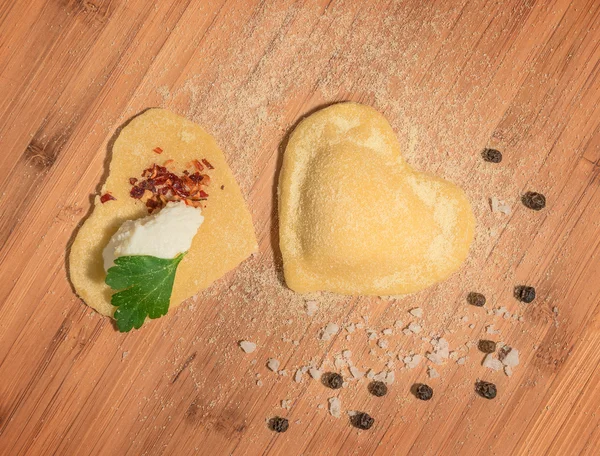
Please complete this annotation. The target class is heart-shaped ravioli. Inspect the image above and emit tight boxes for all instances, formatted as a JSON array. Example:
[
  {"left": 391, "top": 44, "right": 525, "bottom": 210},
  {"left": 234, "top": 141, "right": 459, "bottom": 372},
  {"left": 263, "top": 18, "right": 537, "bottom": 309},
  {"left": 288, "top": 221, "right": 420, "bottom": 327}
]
[{"left": 278, "top": 102, "right": 475, "bottom": 295}]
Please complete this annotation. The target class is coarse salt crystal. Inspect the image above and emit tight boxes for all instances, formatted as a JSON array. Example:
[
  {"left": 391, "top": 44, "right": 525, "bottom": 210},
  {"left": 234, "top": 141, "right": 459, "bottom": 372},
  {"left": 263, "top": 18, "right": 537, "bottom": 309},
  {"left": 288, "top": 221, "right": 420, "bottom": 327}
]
[
  {"left": 408, "top": 323, "right": 422, "bottom": 333},
  {"left": 267, "top": 358, "right": 280, "bottom": 372},
  {"left": 320, "top": 323, "right": 339, "bottom": 341},
  {"left": 410, "top": 308, "right": 424, "bottom": 318},
  {"left": 428, "top": 367, "right": 440, "bottom": 378},
  {"left": 305, "top": 300, "right": 318, "bottom": 317},
  {"left": 349, "top": 366, "right": 364, "bottom": 379},
  {"left": 309, "top": 367, "right": 322, "bottom": 380},
  {"left": 457, "top": 357, "right": 467, "bottom": 365},
  {"left": 239, "top": 341, "right": 256, "bottom": 353},
  {"left": 346, "top": 323, "right": 356, "bottom": 333},
  {"left": 499, "top": 347, "right": 519, "bottom": 367},
  {"left": 382, "top": 328, "right": 393, "bottom": 336},
  {"left": 294, "top": 369, "right": 303, "bottom": 383},
  {"left": 385, "top": 371, "right": 395, "bottom": 384},
  {"left": 378, "top": 339, "right": 389, "bottom": 349},
  {"left": 342, "top": 350, "right": 352, "bottom": 359},
  {"left": 328, "top": 397, "right": 341, "bottom": 418},
  {"left": 482, "top": 354, "right": 503, "bottom": 371}
]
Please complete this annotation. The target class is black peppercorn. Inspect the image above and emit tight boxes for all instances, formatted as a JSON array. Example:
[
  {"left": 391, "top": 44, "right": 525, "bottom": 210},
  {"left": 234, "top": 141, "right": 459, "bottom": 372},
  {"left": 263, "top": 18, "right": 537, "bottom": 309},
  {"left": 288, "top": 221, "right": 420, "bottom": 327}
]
[
  {"left": 475, "top": 380, "right": 497, "bottom": 399},
  {"left": 414, "top": 383, "right": 433, "bottom": 401},
  {"left": 482, "top": 148, "right": 502, "bottom": 163},
  {"left": 351, "top": 412, "right": 375, "bottom": 430},
  {"left": 522, "top": 192, "right": 546, "bottom": 211},
  {"left": 478, "top": 339, "right": 497, "bottom": 354},
  {"left": 269, "top": 416, "right": 289, "bottom": 433},
  {"left": 323, "top": 372, "right": 344, "bottom": 389},
  {"left": 467, "top": 292, "right": 486, "bottom": 307},
  {"left": 515, "top": 286, "right": 536, "bottom": 303},
  {"left": 368, "top": 381, "right": 388, "bottom": 397}
]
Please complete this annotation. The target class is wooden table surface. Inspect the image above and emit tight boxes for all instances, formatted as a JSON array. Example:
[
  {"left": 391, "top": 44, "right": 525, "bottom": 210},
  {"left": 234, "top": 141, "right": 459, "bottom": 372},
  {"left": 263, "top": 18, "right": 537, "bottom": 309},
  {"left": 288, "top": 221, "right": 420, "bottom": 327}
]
[{"left": 1, "top": 0, "right": 600, "bottom": 455}]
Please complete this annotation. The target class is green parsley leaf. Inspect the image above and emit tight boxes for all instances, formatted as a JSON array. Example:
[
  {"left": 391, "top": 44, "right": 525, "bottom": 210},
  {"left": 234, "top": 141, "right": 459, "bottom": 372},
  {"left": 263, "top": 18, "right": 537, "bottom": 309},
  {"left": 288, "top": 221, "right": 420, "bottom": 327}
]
[{"left": 105, "top": 253, "right": 185, "bottom": 332}]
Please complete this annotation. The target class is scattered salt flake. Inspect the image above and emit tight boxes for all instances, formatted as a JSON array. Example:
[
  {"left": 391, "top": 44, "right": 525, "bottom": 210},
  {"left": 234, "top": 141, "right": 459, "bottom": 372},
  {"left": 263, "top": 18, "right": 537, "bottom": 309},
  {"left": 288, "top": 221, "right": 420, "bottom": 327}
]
[
  {"left": 347, "top": 410, "right": 357, "bottom": 417},
  {"left": 404, "top": 354, "right": 422, "bottom": 369},
  {"left": 373, "top": 371, "right": 386, "bottom": 382},
  {"left": 256, "top": 380, "right": 263, "bottom": 386},
  {"left": 486, "top": 325, "right": 500, "bottom": 334},
  {"left": 490, "top": 196, "right": 512, "bottom": 215},
  {"left": 410, "top": 308, "right": 424, "bottom": 318},
  {"left": 281, "top": 399, "right": 291, "bottom": 409},
  {"left": 482, "top": 354, "right": 503, "bottom": 371},
  {"left": 457, "top": 357, "right": 467, "bottom": 365},
  {"left": 279, "top": 370, "right": 288, "bottom": 377},
  {"left": 553, "top": 307, "right": 559, "bottom": 315},
  {"left": 378, "top": 339, "right": 389, "bottom": 349},
  {"left": 342, "top": 350, "right": 352, "bottom": 359},
  {"left": 408, "top": 323, "right": 422, "bottom": 333},
  {"left": 294, "top": 369, "right": 303, "bottom": 383},
  {"left": 469, "top": 324, "right": 475, "bottom": 329},
  {"left": 382, "top": 328, "right": 393, "bottom": 336},
  {"left": 267, "top": 359, "right": 280, "bottom": 372},
  {"left": 366, "top": 369, "right": 376, "bottom": 380},
  {"left": 328, "top": 397, "right": 341, "bottom": 418},
  {"left": 394, "top": 320, "right": 404, "bottom": 328},
  {"left": 309, "top": 368, "right": 322, "bottom": 380},
  {"left": 402, "top": 328, "right": 412, "bottom": 336},
  {"left": 346, "top": 323, "right": 356, "bottom": 333},
  {"left": 504, "top": 366, "right": 513, "bottom": 377},
  {"left": 494, "top": 307, "right": 506, "bottom": 316},
  {"left": 461, "top": 316, "right": 469, "bottom": 322},
  {"left": 320, "top": 323, "right": 339, "bottom": 341},
  {"left": 346, "top": 335, "right": 351, "bottom": 341},
  {"left": 122, "top": 351, "right": 129, "bottom": 359},
  {"left": 334, "top": 358, "right": 345, "bottom": 370},
  {"left": 305, "top": 300, "right": 318, "bottom": 317},
  {"left": 367, "top": 330, "right": 378, "bottom": 341},
  {"left": 349, "top": 366, "right": 364, "bottom": 379},
  {"left": 239, "top": 341, "right": 256, "bottom": 353},
  {"left": 385, "top": 371, "right": 395, "bottom": 384},
  {"left": 499, "top": 347, "right": 519, "bottom": 367},
  {"left": 449, "top": 351, "right": 458, "bottom": 360},
  {"left": 427, "top": 353, "right": 444, "bottom": 365},
  {"left": 317, "top": 404, "right": 324, "bottom": 410},
  {"left": 428, "top": 367, "right": 440, "bottom": 378}
]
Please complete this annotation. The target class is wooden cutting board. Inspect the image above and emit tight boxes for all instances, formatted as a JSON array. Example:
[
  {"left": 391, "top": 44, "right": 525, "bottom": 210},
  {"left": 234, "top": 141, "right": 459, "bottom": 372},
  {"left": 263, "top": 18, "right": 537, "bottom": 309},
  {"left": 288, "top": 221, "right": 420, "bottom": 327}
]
[{"left": 1, "top": 1, "right": 600, "bottom": 455}]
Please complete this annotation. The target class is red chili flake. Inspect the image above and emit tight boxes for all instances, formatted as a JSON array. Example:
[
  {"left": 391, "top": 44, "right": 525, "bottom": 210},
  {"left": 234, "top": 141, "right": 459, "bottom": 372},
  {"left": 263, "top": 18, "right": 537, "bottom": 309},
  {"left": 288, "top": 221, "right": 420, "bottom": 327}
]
[
  {"left": 130, "top": 186, "right": 145, "bottom": 199},
  {"left": 129, "top": 177, "right": 138, "bottom": 185},
  {"left": 201, "top": 158, "right": 214, "bottom": 169},
  {"left": 100, "top": 193, "right": 116, "bottom": 204},
  {"left": 128, "top": 160, "right": 213, "bottom": 213},
  {"left": 192, "top": 159, "right": 204, "bottom": 171},
  {"left": 153, "top": 147, "right": 163, "bottom": 154}
]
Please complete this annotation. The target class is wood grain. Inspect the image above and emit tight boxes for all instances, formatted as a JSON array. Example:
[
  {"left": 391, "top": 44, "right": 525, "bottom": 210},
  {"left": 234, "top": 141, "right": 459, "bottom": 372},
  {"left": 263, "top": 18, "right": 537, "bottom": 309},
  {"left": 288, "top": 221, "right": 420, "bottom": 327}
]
[{"left": 1, "top": 0, "right": 600, "bottom": 455}]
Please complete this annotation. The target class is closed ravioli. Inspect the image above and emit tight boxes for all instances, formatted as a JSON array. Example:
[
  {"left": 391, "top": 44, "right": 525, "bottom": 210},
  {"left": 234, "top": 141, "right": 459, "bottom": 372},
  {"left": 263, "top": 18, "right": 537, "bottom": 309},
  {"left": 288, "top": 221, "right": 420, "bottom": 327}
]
[
  {"left": 69, "top": 109, "right": 257, "bottom": 317},
  {"left": 278, "top": 102, "right": 475, "bottom": 295}
]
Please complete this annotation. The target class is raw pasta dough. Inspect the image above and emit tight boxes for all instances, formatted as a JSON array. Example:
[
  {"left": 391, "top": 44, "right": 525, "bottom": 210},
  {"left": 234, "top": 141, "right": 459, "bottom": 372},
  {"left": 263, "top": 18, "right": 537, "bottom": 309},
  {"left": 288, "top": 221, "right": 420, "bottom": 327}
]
[
  {"left": 69, "top": 109, "right": 257, "bottom": 316},
  {"left": 278, "top": 102, "right": 474, "bottom": 295}
]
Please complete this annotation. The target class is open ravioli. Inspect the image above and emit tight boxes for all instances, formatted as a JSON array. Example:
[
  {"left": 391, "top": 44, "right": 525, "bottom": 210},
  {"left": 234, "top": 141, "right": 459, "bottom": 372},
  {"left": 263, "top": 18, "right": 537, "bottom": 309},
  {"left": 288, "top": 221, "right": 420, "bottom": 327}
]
[
  {"left": 278, "top": 102, "right": 475, "bottom": 295},
  {"left": 69, "top": 108, "right": 257, "bottom": 317}
]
